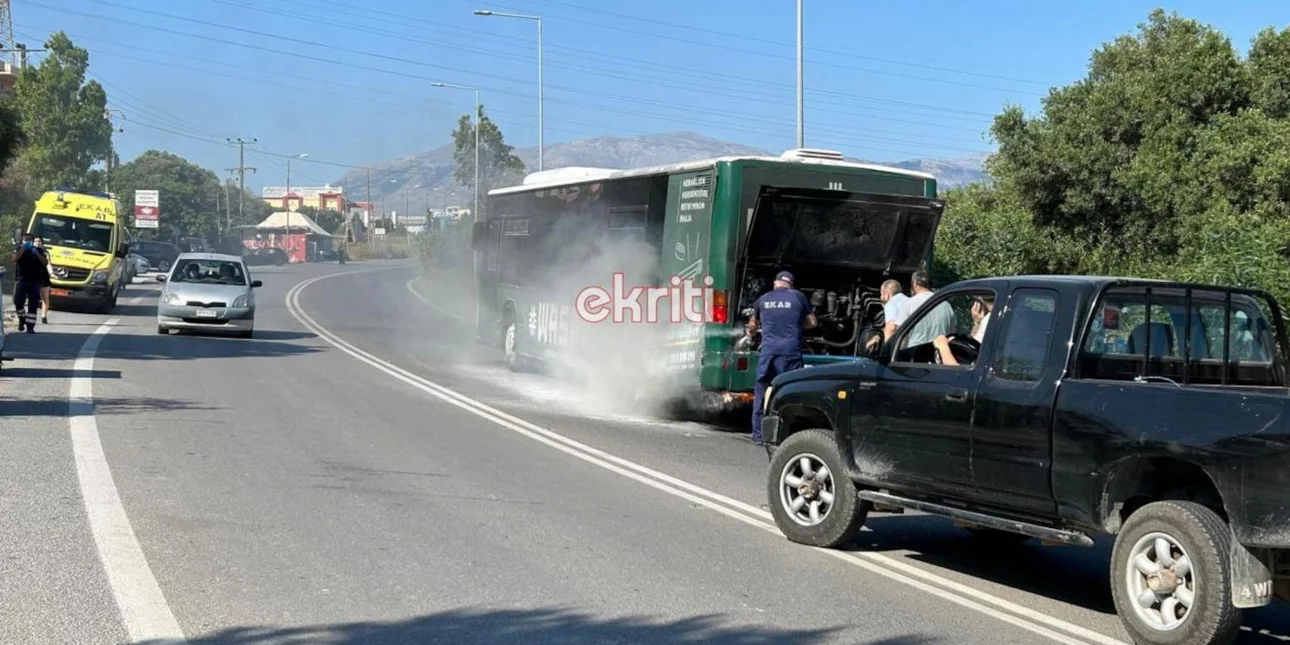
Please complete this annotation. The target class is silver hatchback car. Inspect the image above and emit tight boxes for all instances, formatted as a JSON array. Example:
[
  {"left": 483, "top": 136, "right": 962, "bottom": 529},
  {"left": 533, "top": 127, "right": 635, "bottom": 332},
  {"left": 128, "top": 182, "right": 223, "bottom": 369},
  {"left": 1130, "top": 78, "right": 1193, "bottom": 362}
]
[{"left": 156, "top": 252, "right": 261, "bottom": 338}]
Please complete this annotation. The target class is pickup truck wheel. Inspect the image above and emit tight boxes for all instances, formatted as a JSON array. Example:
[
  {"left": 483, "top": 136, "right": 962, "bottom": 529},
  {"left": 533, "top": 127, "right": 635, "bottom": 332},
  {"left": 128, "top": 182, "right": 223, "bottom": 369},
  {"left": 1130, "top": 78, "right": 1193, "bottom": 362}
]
[
  {"left": 1110, "top": 500, "right": 1242, "bottom": 645},
  {"left": 767, "top": 429, "right": 868, "bottom": 549}
]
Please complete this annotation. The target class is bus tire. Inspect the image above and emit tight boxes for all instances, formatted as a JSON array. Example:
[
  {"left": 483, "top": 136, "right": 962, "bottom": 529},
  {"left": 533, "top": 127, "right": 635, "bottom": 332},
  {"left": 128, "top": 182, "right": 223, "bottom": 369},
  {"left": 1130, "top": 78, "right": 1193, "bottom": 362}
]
[{"left": 503, "top": 317, "right": 522, "bottom": 372}]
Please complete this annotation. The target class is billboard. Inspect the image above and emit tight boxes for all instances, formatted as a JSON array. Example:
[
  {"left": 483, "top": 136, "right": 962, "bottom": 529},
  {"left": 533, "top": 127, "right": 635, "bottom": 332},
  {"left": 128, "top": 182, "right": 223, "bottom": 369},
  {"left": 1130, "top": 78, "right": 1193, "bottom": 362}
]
[{"left": 134, "top": 190, "right": 159, "bottom": 229}]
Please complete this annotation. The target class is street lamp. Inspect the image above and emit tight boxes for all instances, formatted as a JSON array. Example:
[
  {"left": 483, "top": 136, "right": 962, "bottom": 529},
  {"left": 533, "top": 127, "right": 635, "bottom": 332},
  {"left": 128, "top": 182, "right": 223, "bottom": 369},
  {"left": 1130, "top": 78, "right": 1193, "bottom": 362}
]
[
  {"left": 474, "top": 9, "right": 542, "bottom": 171},
  {"left": 432, "top": 82, "right": 481, "bottom": 221},
  {"left": 285, "top": 153, "right": 307, "bottom": 260}
]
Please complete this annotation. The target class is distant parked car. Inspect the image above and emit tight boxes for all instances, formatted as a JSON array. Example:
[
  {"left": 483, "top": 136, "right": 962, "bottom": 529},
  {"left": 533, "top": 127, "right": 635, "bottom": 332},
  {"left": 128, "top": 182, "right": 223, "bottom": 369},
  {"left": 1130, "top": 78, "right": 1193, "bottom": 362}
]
[
  {"left": 244, "top": 247, "right": 287, "bottom": 266},
  {"left": 133, "top": 241, "right": 181, "bottom": 273},
  {"left": 156, "top": 252, "right": 261, "bottom": 338}
]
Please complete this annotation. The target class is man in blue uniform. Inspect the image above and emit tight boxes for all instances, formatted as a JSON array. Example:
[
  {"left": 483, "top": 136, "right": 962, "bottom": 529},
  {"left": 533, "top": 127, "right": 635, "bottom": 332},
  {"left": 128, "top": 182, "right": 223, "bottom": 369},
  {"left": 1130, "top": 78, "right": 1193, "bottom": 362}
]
[{"left": 747, "top": 270, "right": 817, "bottom": 445}]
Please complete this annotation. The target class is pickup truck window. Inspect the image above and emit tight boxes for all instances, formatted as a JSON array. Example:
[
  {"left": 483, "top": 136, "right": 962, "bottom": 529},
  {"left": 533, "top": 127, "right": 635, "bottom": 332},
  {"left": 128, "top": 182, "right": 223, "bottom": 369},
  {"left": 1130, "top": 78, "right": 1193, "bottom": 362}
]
[
  {"left": 993, "top": 289, "right": 1058, "bottom": 382},
  {"left": 894, "top": 290, "right": 996, "bottom": 366},
  {"left": 1077, "top": 286, "right": 1284, "bottom": 386}
]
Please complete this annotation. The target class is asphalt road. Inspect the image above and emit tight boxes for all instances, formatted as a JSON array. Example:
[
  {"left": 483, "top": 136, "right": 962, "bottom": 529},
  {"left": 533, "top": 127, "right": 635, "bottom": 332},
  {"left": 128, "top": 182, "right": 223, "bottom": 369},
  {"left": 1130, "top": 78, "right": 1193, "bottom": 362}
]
[{"left": 5, "top": 260, "right": 1290, "bottom": 645}]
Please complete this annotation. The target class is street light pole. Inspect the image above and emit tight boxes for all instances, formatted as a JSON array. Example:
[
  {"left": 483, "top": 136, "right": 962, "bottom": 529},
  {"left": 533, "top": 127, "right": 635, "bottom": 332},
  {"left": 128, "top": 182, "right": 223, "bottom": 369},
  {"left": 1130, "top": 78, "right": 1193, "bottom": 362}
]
[
  {"left": 432, "top": 83, "right": 481, "bottom": 221},
  {"left": 797, "top": 0, "right": 804, "bottom": 149},
  {"left": 285, "top": 153, "right": 307, "bottom": 262},
  {"left": 474, "top": 9, "right": 542, "bottom": 171}
]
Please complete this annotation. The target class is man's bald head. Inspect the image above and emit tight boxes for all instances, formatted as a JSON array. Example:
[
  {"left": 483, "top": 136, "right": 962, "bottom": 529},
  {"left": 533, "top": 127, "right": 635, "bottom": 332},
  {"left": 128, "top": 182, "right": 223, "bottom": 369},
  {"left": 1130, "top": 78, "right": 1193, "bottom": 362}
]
[{"left": 881, "top": 279, "right": 903, "bottom": 300}]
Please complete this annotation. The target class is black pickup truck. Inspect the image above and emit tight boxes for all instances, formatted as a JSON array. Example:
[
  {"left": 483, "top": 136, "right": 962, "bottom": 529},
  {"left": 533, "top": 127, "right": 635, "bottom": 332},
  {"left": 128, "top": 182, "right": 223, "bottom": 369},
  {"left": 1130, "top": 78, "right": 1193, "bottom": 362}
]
[{"left": 759, "top": 275, "right": 1290, "bottom": 645}]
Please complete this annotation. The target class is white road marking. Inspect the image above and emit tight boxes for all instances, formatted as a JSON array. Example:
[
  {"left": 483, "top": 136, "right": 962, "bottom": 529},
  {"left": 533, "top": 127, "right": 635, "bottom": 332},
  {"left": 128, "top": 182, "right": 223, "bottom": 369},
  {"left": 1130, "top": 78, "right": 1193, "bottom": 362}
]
[
  {"left": 71, "top": 320, "right": 186, "bottom": 643},
  {"left": 287, "top": 273, "right": 1128, "bottom": 645},
  {"left": 405, "top": 276, "right": 469, "bottom": 323}
]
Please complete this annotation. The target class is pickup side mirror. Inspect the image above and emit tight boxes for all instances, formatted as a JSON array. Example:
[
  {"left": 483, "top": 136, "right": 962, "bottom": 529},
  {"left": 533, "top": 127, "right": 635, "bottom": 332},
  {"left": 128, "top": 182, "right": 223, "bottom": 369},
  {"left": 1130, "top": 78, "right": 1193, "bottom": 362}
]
[
  {"left": 155, "top": 274, "right": 167, "bottom": 283},
  {"left": 251, "top": 280, "right": 262, "bottom": 288},
  {"left": 470, "top": 221, "right": 487, "bottom": 252}
]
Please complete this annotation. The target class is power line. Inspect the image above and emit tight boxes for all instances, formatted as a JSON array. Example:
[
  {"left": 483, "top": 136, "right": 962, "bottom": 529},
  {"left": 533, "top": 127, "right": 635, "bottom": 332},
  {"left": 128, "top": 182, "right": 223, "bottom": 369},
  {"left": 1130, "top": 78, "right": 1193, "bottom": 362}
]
[
  {"left": 32, "top": 17, "right": 992, "bottom": 158},
  {"left": 201, "top": 0, "right": 994, "bottom": 131},
  {"left": 266, "top": 0, "right": 1004, "bottom": 120},
  {"left": 290, "top": 0, "right": 1053, "bottom": 89},
  {"left": 468, "top": 0, "right": 1045, "bottom": 96}
]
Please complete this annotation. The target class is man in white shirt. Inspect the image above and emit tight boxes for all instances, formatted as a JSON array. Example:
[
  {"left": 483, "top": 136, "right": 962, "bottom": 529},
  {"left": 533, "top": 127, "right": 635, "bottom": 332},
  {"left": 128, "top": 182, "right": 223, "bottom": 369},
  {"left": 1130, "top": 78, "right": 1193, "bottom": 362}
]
[{"left": 891, "top": 269, "right": 955, "bottom": 347}]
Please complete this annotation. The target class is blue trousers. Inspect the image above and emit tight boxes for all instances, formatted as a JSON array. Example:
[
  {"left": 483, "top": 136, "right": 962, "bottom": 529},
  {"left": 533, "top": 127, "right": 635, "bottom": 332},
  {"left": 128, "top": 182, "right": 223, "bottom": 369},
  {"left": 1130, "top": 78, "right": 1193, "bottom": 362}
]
[
  {"left": 14, "top": 279, "right": 39, "bottom": 331},
  {"left": 752, "top": 353, "right": 803, "bottom": 441}
]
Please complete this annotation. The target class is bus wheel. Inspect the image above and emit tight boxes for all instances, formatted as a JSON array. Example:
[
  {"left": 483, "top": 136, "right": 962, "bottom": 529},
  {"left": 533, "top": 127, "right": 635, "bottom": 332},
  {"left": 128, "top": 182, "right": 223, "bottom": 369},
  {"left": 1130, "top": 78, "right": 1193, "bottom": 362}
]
[{"left": 504, "top": 319, "right": 521, "bottom": 372}]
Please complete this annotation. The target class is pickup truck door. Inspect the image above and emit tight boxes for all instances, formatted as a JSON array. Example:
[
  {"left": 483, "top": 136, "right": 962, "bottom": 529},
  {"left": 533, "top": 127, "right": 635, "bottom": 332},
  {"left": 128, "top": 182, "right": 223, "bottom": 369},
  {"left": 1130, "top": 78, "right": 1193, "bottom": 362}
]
[
  {"left": 970, "top": 287, "right": 1067, "bottom": 515},
  {"left": 862, "top": 287, "right": 999, "bottom": 496}
]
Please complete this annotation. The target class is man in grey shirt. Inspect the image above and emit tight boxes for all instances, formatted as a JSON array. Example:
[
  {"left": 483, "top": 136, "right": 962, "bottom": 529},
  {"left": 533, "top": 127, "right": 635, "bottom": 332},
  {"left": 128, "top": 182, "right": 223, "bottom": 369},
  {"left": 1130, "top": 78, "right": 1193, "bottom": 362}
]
[{"left": 889, "top": 269, "right": 955, "bottom": 347}]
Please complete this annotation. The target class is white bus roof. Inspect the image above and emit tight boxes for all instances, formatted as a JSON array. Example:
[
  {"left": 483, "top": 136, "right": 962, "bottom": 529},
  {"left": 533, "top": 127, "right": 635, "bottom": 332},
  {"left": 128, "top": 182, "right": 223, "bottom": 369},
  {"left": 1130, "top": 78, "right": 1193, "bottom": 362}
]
[{"left": 487, "top": 148, "right": 936, "bottom": 196}]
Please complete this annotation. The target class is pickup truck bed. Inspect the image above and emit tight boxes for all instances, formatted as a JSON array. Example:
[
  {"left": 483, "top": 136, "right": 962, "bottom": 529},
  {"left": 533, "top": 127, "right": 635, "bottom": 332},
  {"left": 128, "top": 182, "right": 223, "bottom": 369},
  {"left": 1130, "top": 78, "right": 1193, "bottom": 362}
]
[{"left": 760, "top": 275, "right": 1290, "bottom": 645}]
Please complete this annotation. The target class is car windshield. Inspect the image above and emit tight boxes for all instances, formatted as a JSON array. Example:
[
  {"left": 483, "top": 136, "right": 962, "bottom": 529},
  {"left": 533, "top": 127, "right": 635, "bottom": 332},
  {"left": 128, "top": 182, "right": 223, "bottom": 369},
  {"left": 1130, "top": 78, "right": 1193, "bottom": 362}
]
[
  {"left": 171, "top": 259, "right": 247, "bottom": 285},
  {"left": 31, "top": 214, "right": 114, "bottom": 252}
]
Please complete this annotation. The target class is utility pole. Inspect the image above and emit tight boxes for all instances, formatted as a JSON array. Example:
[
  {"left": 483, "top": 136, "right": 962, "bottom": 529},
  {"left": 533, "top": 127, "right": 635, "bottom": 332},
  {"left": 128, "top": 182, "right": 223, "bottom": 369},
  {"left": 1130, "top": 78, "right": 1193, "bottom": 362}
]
[
  {"left": 796, "top": 0, "right": 804, "bottom": 149},
  {"left": 226, "top": 137, "right": 257, "bottom": 225},
  {"left": 224, "top": 177, "right": 233, "bottom": 233},
  {"left": 365, "top": 168, "right": 371, "bottom": 228}
]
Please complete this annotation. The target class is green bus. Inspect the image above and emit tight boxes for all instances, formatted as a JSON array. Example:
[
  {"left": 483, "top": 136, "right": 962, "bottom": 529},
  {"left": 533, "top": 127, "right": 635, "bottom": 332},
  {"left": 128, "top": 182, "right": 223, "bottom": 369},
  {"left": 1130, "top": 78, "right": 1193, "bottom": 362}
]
[{"left": 470, "top": 148, "right": 944, "bottom": 410}]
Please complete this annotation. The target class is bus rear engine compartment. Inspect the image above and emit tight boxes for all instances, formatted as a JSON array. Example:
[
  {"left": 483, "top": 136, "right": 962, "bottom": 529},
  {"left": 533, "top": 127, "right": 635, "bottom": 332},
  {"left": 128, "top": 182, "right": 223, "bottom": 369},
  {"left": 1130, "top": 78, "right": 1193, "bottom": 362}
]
[{"left": 733, "top": 269, "right": 887, "bottom": 357}]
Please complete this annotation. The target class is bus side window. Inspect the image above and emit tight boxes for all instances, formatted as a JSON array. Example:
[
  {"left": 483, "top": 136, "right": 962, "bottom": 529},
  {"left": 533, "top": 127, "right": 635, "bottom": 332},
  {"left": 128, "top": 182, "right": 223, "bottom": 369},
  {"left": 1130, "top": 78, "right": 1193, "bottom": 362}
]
[
  {"left": 484, "top": 220, "right": 501, "bottom": 271},
  {"left": 499, "top": 218, "right": 529, "bottom": 286},
  {"left": 608, "top": 206, "right": 647, "bottom": 245}
]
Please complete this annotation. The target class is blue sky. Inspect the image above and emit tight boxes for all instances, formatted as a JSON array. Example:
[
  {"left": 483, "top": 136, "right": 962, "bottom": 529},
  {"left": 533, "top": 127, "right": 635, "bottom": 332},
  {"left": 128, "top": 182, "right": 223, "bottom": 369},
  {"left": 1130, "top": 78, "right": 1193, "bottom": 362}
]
[{"left": 12, "top": 0, "right": 1289, "bottom": 190}]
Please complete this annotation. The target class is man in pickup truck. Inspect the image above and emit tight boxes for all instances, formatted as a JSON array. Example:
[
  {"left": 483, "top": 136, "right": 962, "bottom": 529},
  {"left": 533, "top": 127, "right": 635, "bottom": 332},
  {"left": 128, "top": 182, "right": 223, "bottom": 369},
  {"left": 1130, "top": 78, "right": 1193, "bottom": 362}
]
[
  {"left": 865, "top": 279, "right": 907, "bottom": 354},
  {"left": 932, "top": 295, "right": 994, "bottom": 365},
  {"left": 747, "top": 270, "right": 817, "bottom": 445},
  {"left": 891, "top": 269, "right": 955, "bottom": 347}
]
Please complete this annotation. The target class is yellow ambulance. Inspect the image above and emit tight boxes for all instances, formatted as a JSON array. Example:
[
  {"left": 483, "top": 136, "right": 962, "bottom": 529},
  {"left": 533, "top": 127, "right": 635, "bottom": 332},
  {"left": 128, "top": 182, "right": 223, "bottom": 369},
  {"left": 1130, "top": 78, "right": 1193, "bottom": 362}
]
[{"left": 26, "top": 187, "right": 129, "bottom": 313}]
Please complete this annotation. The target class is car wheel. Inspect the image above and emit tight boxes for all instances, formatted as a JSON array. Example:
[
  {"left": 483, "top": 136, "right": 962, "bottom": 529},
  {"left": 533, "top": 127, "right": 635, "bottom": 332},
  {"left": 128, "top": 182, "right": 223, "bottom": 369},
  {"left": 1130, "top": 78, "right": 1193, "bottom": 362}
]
[
  {"left": 1110, "top": 500, "right": 1242, "bottom": 645},
  {"left": 767, "top": 429, "right": 869, "bottom": 549}
]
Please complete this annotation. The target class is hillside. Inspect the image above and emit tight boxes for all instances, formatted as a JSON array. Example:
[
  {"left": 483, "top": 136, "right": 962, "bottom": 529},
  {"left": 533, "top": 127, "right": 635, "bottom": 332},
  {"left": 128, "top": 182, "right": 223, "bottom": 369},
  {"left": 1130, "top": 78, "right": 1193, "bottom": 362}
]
[{"left": 335, "top": 132, "right": 988, "bottom": 214}]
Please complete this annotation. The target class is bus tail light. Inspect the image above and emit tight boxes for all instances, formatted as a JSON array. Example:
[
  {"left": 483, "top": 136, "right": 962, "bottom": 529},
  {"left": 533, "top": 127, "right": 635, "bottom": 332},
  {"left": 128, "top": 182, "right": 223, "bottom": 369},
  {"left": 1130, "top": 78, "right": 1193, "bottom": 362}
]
[{"left": 712, "top": 290, "right": 728, "bottom": 324}]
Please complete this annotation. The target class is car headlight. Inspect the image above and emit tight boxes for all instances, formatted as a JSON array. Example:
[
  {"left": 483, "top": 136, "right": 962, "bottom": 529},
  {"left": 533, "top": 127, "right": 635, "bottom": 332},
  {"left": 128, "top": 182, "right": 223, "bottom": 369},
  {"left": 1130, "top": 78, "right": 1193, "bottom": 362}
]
[
  {"left": 162, "top": 291, "right": 180, "bottom": 305},
  {"left": 232, "top": 294, "right": 251, "bottom": 308},
  {"left": 91, "top": 271, "right": 109, "bottom": 283}
]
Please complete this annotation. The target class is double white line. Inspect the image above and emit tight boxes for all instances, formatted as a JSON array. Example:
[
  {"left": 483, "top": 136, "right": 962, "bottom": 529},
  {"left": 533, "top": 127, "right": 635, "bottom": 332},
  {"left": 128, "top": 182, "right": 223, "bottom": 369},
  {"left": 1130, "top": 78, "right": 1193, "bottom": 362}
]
[{"left": 287, "top": 272, "right": 1129, "bottom": 645}]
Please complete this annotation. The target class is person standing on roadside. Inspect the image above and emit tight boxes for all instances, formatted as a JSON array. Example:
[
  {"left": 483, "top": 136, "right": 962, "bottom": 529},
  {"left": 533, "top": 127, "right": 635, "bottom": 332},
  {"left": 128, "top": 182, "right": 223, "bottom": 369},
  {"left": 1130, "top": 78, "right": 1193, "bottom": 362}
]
[
  {"left": 746, "top": 270, "right": 817, "bottom": 445},
  {"left": 33, "top": 236, "right": 51, "bottom": 324},
  {"left": 11, "top": 233, "right": 43, "bottom": 333}
]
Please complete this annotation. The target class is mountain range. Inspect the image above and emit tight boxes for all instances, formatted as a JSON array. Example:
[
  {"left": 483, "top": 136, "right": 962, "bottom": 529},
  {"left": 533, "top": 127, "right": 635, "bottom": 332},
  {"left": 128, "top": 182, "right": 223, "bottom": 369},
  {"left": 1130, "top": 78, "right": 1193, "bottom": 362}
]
[{"left": 335, "top": 132, "right": 990, "bottom": 214}]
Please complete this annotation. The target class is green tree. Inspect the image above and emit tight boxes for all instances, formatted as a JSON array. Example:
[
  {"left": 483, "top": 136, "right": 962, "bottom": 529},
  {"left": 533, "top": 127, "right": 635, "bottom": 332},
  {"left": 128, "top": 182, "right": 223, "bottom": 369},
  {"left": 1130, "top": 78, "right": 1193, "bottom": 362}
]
[
  {"left": 964, "top": 10, "right": 1290, "bottom": 305},
  {"left": 13, "top": 32, "right": 112, "bottom": 193},
  {"left": 110, "top": 150, "right": 226, "bottom": 240},
  {"left": 295, "top": 205, "right": 343, "bottom": 233},
  {"left": 451, "top": 104, "right": 525, "bottom": 218}
]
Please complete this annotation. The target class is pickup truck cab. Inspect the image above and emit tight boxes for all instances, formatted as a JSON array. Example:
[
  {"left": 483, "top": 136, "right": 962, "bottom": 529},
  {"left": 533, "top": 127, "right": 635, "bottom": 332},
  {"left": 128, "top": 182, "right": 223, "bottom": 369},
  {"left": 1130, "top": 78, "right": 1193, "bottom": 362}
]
[{"left": 760, "top": 275, "right": 1290, "bottom": 645}]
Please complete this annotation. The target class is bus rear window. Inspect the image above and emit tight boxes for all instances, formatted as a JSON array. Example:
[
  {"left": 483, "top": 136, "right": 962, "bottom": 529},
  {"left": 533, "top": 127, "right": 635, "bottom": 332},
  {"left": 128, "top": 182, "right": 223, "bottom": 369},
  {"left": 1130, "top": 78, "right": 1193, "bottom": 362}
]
[{"left": 744, "top": 187, "right": 936, "bottom": 271}]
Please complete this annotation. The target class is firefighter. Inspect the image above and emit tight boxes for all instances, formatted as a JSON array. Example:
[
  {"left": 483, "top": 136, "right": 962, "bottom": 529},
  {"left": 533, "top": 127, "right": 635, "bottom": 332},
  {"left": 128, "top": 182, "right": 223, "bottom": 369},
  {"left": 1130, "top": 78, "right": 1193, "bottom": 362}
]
[{"left": 746, "top": 271, "right": 817, "bottom": 445}]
